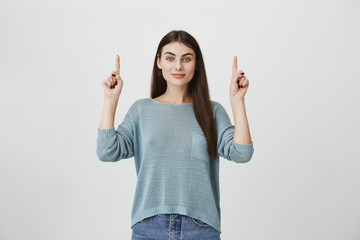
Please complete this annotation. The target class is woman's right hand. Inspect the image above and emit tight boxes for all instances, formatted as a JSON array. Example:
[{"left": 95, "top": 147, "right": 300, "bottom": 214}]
[{"left": 102, "top": 54, "right": 124, "bottom": 98}]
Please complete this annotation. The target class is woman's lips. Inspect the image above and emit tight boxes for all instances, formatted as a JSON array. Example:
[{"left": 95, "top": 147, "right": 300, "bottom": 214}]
[{"left": 172, "top": 74, "right": 186, "bottom": 78}]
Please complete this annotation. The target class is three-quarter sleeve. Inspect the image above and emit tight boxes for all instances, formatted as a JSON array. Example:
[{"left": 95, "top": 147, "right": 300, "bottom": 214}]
[
  {"left": 96, "top": 103, "right": 136, "bottom": 162},
  {"left": 214, "top": 102, "right": 254, "bottom": 163}
]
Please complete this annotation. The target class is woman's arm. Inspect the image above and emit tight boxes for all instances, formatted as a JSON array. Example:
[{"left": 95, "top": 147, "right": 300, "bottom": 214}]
[
  {"left": 99, "top": 54, "right": 124, "bottom": 129},
  {"left": 96, "top": 99, "right": 136, "bottom": 162},
  {"left": 229, "top": 56, "right": 252, "bottom": 145},
  {"left": 231, "top": 99, "right": 252, "bottom": 144},
  {"left": 214, "top": 101, "right": 253, "bottom": 163},
  {"left": 96, "top": 54, "right": 135, "bottom": 162},
  {"left": 99, "top": 96, "right": 119, "bottom": 129}
]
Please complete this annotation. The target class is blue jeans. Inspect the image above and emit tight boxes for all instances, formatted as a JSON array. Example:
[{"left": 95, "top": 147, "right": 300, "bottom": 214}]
[{"left": 131, "top": 214, "right": 221, "bottom": 240}]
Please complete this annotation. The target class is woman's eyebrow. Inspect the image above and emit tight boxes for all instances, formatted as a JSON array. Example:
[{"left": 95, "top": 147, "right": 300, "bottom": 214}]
[{"left": 164, "top": 52, "right": 194, "bottom": 57}]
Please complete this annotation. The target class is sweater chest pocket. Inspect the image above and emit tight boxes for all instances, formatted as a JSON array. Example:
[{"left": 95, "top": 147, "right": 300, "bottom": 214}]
[{"left": 191, "top": 132, "right": 210, "bottom": 162}]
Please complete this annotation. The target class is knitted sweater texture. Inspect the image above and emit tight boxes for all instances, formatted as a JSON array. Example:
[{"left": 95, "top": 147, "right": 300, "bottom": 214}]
[{"left": 95, "top": 98, "right": 254, "bottom": 233}]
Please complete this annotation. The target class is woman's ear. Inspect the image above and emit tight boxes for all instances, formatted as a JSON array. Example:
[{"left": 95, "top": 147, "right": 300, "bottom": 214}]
[{"left": 157, "top": 54, "right": 162, "bottom": 69}]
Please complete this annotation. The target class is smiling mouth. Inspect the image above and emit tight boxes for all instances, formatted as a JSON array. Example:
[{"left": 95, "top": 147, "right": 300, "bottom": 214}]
[{"left": 172, "top": 74, "right": 186, "bottom": 78}]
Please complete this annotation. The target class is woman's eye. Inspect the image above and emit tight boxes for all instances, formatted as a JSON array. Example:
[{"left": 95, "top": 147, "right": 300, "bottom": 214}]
[
  {"left": 166, "top": 57, "right": 173, "bottom": 61},
  {"left": 184, "top": 58, "right": 191, "bottom": 62}
]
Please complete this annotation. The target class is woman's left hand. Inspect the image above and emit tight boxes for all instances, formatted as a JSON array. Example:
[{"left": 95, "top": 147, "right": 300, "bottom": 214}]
[{"left": 229, "top": 56, "right": 249, "bottom": 103}]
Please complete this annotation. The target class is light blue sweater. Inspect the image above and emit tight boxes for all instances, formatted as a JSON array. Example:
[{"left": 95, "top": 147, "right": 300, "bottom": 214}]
[{"left": 96, "top": 98, "right": 254, "bottom": 233}]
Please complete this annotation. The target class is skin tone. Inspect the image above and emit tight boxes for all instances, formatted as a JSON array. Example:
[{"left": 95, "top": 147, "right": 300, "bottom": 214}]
[
  {"left": 155, "top": 41, "right": 196, "bottom": 104},
  {"left": 99, "top": 45, "right": 252, "bottom": 145},
  {"left": 99, "top": 55, "right": 122, "bottom": 129},
  {"left": 230, "top": 56, "right": 252, "bottom": 145}
]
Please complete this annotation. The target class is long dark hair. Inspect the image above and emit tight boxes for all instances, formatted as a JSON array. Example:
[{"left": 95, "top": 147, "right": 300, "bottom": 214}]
[{"left": 150, "top": 30, "right": 218, "bottom": 159}]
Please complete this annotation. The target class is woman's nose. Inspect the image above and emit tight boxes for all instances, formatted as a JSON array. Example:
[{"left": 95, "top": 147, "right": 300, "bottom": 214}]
[{"left": 175, "top": 60, "right": 182, "bottom": 70}]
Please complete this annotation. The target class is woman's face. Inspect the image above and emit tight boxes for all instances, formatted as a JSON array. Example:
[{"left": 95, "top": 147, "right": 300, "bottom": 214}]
[{"left": 157, "top": 41, "right": 196, "bottom": 87}]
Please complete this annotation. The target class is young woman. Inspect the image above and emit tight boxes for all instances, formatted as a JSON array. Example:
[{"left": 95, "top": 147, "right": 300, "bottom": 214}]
[{"left": 96, "top": 30, "right": 254, "bottom": 240}]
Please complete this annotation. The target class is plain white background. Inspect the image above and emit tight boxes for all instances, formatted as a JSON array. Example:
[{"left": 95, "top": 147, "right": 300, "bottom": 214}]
[{"left": 1, "top": 0, "right": 359, "bottom": 239}]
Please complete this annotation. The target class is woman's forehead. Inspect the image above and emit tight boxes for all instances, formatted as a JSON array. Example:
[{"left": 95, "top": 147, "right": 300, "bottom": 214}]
[{"left": 162, "top": 42, "right": 195, "bottom": 56}]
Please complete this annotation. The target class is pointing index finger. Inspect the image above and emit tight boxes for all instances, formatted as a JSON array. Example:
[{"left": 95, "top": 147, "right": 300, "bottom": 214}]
[
  {"left": 232, "top": 56, "right": 237, "bottom": 75},
  {"left": 115, "top": 54, "right": 120, "bottom": 74}
]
